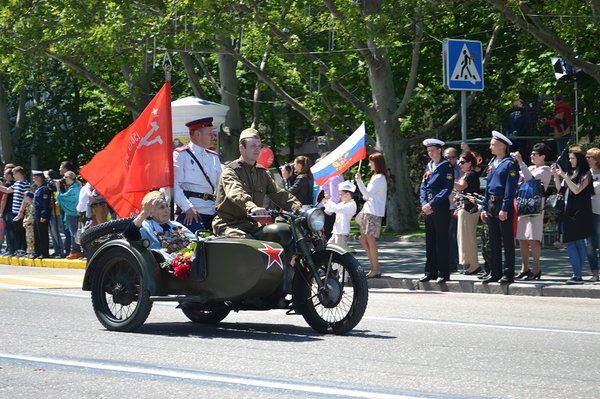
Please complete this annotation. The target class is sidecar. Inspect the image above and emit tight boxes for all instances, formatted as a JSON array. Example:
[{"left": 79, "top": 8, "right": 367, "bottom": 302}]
[{"left": 82, "top": 229, "right": 287, "bottom": 332}]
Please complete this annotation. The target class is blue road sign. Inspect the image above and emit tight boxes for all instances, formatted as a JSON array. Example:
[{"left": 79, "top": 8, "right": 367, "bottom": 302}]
[{"left": 443, "top": 39, "right": 484, "bottom": 91}]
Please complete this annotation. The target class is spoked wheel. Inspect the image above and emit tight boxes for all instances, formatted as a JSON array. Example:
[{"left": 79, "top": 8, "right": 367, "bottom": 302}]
[
  {"left": 293, "top": 251, "right": 368, "bottom": 334},
  {"left": 180, "top": 307, "right": 230, "bottom": 324},
  {"left": 91, "top": 247, "right": 152, "bottom": 332}
]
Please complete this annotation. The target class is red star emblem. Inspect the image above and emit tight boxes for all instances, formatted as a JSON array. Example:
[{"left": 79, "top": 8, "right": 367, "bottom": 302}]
[{"left": 257, "top": 244, "right": 284, "bottom": 270}]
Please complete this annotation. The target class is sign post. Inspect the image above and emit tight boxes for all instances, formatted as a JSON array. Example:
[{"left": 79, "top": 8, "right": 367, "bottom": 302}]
[{"left": 443, "top": 39, "right": 484, "bottom": 143}]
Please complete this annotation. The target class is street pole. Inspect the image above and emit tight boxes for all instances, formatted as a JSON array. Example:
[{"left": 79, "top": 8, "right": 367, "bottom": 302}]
[
  {"left": 574, "top": 79, "right": 579, "bottom": 143},
  {"left": 461, "top": 90, "right": 467, "bottom": 143}
]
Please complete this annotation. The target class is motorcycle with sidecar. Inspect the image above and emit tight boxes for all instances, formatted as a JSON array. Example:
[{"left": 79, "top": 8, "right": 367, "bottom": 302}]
[{"left": 80, "top": 207, "right": 369, "bottom": 334}]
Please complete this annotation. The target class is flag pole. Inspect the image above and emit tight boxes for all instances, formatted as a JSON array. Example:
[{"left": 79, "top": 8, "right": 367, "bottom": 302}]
[{"left": 163, "top": 52, "right": 176, "bottom": 220}]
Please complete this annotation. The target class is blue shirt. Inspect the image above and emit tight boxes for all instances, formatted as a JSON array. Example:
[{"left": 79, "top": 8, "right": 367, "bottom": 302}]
[
  {"left": 482, "top": 155, "right": 519, "bottom": 212},
  {"left": 123, "top": 219, "right": 196, "bottom": 260},
  {"left": 507, "top": 110, "right": 530, "bottom": 136},
  {"left": 420, "top": 159, "right": 454, "bottom": 207}
]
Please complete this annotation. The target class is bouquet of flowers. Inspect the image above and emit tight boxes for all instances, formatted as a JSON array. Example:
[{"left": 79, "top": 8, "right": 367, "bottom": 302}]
[{"left": 160, "top": 242, "right": 197, "bottom": 280}]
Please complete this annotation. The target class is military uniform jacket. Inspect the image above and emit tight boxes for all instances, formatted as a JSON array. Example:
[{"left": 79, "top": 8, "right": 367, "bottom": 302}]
[
  {"left": 420, "top": 159, "right": 454, "bottom": 207},
  {"left": 34, "top": 182, "right": 52, "bottom": 220},
  {"left": 215, "top": 157, "right": 303, "bottom": 218},
  {"left": 173, "top": 142, "right": 223, "bottom": 214},
  {"left": 482, "top": 155, "right": 519, "bottom": 213}
]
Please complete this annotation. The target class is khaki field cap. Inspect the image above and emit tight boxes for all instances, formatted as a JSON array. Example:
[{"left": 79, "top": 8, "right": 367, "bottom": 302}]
[
  {"left": 142, "top": 190, "right": 166, "bottom": 207},
  {"left": 239, "top": 128, "right": 260, "bottom": 143}
]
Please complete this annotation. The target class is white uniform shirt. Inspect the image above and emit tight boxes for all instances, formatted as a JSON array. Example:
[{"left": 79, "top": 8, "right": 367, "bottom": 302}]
[
  {"left": 324, "top": 199, "right": 357, "bottom": 235},
  {"left": 173, "top": 142, "right": 223, "bottom": 214}
]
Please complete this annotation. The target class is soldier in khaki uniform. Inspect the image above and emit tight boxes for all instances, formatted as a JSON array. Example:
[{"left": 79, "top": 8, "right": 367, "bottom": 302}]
[{"left": 212, "top": 128, "right": 303, "bottom": 238}]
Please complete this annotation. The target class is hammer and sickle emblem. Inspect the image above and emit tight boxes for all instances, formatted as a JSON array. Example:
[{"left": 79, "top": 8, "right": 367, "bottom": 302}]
[{"left": 137, "top": 122, "right": 163, "bottom": 149}]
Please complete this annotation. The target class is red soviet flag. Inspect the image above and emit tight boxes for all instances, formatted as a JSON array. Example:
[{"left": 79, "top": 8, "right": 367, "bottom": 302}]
[{"left": 80, "top": 81, "right": 173, "bottom": 218}]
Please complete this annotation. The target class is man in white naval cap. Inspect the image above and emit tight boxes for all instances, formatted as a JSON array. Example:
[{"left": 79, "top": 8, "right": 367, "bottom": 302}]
[
  {"left": 419, "top": 139, "right": 455, "bottom": 284},
  {"left": 173, "top": 117, "right": 222, "bottom": 232},
  {"left": 480, "top": 130, "right": 519, "bottom": 284}
]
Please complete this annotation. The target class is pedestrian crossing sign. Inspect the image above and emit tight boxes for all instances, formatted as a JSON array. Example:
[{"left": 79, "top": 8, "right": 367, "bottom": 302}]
[{"left": 443, "top": 39, "right": 484, "bottom": 91}]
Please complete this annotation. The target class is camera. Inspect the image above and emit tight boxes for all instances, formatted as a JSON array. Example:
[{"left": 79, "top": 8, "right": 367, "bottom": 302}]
[
  {"left": 283, "top": 162, "right": 292, "bottom": 172},
  {"left": 58, "top": 177, "right": 67, "bottom": 193}
]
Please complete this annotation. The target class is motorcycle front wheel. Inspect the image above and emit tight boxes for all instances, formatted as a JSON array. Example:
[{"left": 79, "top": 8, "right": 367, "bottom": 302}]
[
  {"left": 91, "top": 247, "right": 153, "bottom": 332},
  {"left": 292, "top": 250, "right": 368, "bottom": 334}
]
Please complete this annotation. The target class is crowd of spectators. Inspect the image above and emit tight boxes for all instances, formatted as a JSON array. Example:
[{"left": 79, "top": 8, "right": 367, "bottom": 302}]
[{"left": 0, "top": 162, "right": 115, "bottom": 260}]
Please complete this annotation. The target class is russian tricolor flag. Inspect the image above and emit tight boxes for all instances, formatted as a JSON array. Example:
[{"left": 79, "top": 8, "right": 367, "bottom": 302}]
[{"left": 311, "top": 122, "right": 367, "bottom": 186}]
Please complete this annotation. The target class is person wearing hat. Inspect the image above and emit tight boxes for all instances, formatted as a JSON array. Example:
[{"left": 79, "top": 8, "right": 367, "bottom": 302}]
[
  {"left": 31, "top": 170, "right": 51, "bottom": 259},
  {"left": 173, "top": 117, "right": 222, "bottom": 233},
  {"left": 123, "top": 190, "right": 195, "bottom": 256},
  {"left": 322, "top": 181, "right": 357, "bottom": 246},
  {"left": 212, "top": 128, "right": 303, "bottom": 238},
  {"left": 0, "top": 166, "right": 31, "bottom": 256},
  {"left": 419, "top": 139, "right": 455, "bottom": 284},
  {"left": 480, "top": 131, "right": 520, "bottom": 284}
]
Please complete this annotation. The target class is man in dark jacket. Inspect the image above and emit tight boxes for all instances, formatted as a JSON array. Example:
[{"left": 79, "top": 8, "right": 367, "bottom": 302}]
[{"left": 32, "top": 170, "right": 51, "bottom": 259}]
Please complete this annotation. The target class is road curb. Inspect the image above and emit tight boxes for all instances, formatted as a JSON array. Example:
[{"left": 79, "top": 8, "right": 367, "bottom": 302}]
[
  {"left": 0, "top": 255, "right": 86, "bottom": 269},
  {"left": 367, "top": 277, "right": 600, "bottom": 299}
]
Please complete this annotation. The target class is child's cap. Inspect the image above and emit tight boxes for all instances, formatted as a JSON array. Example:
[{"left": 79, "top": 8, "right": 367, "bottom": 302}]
[{"left": 338, "top": 181, "right": 356, "bottom": 193}]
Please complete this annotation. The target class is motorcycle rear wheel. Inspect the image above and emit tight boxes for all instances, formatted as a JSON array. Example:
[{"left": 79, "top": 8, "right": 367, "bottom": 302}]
[
  {"left": 293, "top": 251, "right": 368, "bottom": 334},
  {"left": 180, "top": 308, "right": 230, "bottom": 324},
  {"left": 91, "top": 247, "right": 153, "bottom": 332}
]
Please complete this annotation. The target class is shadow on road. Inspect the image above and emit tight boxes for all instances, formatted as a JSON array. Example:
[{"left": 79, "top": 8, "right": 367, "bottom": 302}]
[{"left": 133, "top": 321, "right": 393, "bottom": 341}]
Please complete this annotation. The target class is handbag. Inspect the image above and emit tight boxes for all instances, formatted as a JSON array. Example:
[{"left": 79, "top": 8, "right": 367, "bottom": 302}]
[
  {"left": 74, "top": 221, "right": 85, "bottom": 245},
  {"left": 516, "top": 178, "right": 543, "bottom": 216},
  {"left": 355, "top": 209, "right": 363, "bottom": 225},
  {"left": 543, "top": 193, "right": 565, "bottom": 214}
]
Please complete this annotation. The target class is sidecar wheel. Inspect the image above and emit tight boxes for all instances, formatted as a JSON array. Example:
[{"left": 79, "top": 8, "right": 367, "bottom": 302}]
[
  {"left": 180, "top": 308, "right": 230, "bottom": 324},
  {"left": 292, "top": 251, "right": 368, "bottom": 334},
  {"left": 91, "top": 247, "right": 152, "bottom": 332}
]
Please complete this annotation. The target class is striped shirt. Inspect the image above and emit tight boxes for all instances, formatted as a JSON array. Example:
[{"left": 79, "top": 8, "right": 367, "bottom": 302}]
[{"left": 12, "top": 179, "right": 31, "bottom": 214}]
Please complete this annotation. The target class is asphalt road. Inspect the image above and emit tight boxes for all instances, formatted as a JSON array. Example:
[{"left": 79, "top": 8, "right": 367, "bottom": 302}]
[{"left": 1, "top": 265, "right": 599, "bottom": 398}]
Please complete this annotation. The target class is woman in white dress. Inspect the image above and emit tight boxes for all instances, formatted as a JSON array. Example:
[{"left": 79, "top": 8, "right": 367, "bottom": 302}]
[{"left": 512, "top": 143, "right": 552, "bottom": 280}]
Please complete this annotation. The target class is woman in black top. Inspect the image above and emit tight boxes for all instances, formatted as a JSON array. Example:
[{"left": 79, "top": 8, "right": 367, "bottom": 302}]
[
  {"left": 282, "top": 155, "right": 314, "bottom": 207},
  {"left": 454, "top": 151, "right": 481, "bottom": 275},
  {"left": 551, "top": 150, "right": 595, "bottom": 284}
]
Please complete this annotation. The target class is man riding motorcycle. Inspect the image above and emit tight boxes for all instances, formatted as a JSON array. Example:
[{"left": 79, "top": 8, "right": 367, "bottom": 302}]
[{"left": 212, "top": 128, "right": 303, "bottom": 238}]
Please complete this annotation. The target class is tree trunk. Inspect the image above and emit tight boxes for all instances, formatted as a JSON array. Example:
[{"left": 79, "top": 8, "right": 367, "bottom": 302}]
[
  {"left": 0, "top": 76, "right": 13, "bottom": 164},
  {"left": 365, "top": 50, "right": 418, "bottom": 232},
  {"left": 218, "top": 38, "right": 243, "bottom": 162}
]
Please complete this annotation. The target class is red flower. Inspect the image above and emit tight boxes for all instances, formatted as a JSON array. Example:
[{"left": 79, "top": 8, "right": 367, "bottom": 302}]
[{"left": 174, "top": 263, "right": 191, "bottom": 280}]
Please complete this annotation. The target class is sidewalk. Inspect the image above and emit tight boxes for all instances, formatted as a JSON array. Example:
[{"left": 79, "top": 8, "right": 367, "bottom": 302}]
[
  {"left": 2, "top": 236, "right": 599, "bottom": 299},
  {"left": 350, "top": 236, "right": 600, "bottom": 299}
]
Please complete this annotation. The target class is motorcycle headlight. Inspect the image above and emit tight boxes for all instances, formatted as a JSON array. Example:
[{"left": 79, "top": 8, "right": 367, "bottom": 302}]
[{"left": 303, "top": 207, "right": 325, "bottom": 232}]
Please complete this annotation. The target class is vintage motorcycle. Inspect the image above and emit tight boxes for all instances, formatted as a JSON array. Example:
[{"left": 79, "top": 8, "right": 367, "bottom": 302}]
[{"left": 80, "top": 207, "right": 369, "bottom": 335}]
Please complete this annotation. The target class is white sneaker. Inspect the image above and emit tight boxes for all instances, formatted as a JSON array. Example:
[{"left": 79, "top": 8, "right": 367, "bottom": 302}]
[
  {"left": 553, "top": 241, "right": 565, "bottom": 250},
  {"left": 588, "top": 275, "right": 599, "bottom": 282}
]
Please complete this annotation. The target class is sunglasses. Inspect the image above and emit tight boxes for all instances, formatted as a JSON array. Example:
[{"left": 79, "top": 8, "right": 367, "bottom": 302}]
[
  {"left": 458, "top": 160, "right": 467, "bottom": 165},
  {"left": 586, "top": 155, "right": 594, "bottom": 159},
  {"left": 444, "top": 155, "right": 457, "bottom": 160},
  {"left": 531, "top": 152, "right": 539, "bottom": 156}
]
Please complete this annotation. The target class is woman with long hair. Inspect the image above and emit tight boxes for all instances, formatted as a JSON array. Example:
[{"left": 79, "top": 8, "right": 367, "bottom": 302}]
[
  {"left": 513, "top": 143, "right": 552, "bottom": 280},
  {"left": 453, "top": 151, "right": 481, "bottom": 275},
  {"left": 551, "top": 149, "right": 595, "bottom": 284},
  {"left": 585, "top": 147, "right": 600, "bottom": 281},
  {"left": 282, "top": 155, "right": 314, "bottom": 208},
  {"left": 355, "top": 153, "right": 388, "bottom": 278}
]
